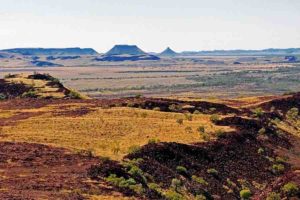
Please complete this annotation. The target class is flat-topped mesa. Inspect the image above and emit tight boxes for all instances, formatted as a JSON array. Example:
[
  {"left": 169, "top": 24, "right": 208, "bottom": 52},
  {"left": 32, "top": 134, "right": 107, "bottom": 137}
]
[
  {"left": 1, "top": 48, "right": 99, "bottom": 56},
  {"left": 105, "top": 45, "right": 146, "bottom": 55},
  {"left": 159, "top": 47, "right": 178, "bottom": 57}
]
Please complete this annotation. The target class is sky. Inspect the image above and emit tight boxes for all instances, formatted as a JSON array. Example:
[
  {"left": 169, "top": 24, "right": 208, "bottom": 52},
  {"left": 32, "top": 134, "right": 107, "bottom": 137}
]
[{"left": 0, "top": 0, "right": 300, "bottom": 53}]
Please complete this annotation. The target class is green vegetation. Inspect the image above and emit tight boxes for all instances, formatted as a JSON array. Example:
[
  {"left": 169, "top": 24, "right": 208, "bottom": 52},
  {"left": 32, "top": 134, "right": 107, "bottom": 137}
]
[
  {"left": 282, "top": 182, "right": 299, "bottom": 197},
  {"left": 176, "top": 118, "right": 183, "bottom": 125},
  {"left": 67, "top": 90, "right": 82, "bottom": 99},
  {"left": 239, "top": 189, "right": 252, "bottom": 199},
  {"left": 165, "top": 189, "right": 184, "bottom": 200},
  {"left": 171, "top": 178, "right": 182, "bottom": 192},
  {"left": 0, "top": 93, "right": 7, "bottom": 100},
  {"left": 21, "top": 90, "right": 38, "bottom": 98},
  {"left": 197, "top": 126, "right": 205, "bottom": 134},
  {"left": 286, "top": 107, "right": 299, "bottom": 120},
  {"left": 176, "top": 166, "right": 188, "bottom": 174},
  {"left": 252, "top": 107, "right": 264, "bottom": 118},
  {"left": 215, "top": 129, "right": 226, "bottom": 138},
  {"left": 272, "top": 164, "right": 285, "bottom": 174},
  {"left": 192, "top": 175, "right": 208, "bottom": 186},
  {"left": 258, "top": 128, "right": 266, "bottom": 135},
  {"left": 207, "top": 168, "right": 218, "bottom": 175},
  {"left": 128, "top": 145, "right": 141, "bottom": 154},
  {"left": 266, "top": 192, "right": 281, "bottom": 200},
  {"left": 210, "top": 114, "right": 220, "bottom": 123},
  {"left": 257, "top": 147, "right": 264, "bottom": 154}
]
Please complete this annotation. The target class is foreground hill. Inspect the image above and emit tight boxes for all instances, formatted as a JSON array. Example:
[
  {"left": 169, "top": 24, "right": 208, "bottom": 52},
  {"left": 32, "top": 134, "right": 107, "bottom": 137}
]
[
  {"left": 0, "top": 73, "right": 86, "bottom": 99},
  {"left": 0, "top": 75, "right": 299, "bottom": 199}
]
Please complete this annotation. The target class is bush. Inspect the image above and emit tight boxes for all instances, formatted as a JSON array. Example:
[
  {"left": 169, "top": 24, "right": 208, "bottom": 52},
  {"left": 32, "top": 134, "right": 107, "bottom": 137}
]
[
  {"left": 185, "top": 126, "right": 193, "bottom": 134},
  {"left": 148, "top": 183, "right": 162, "bottom": 193},
  {"left": 153, "top": 107, "right": 161, "bottom": 111},
  {"left": 282, "top": 182, "right": 299, "bottom": 197},
  {"left": 207, "top": 168, "right": 218, "bottom": 175},
  {"left": 165, "top": 189, "right": 184, "bottom": 200},
  {"left": 286, "top": 107, "right": 299, "bottom": 120},
  {"left": 252, "top": 107, "right": 264, "bottom": 118},
  {"left": 176, "top": 166, "right": 188, "bottom": 175},
  {"left": 240, "top": 189, "right": 252, "bottom": 199},
  {"left": 171, "top": 178, "right": 182, "bottom": 192},
  {"left": 215, "top": 129, "right": 225, "bottom": 138},
  {"left": 176, "top": 119, "right": 183, "bottom": 125},
  {"left": 185, "top": 113, "right": 193, "bottom": 121},
  {"left": 272, "top": 164, "right": 285, "bottom": 174},
  {"left": 148, "top": 138, "right": 160, "bottom": 144},
  {"left": 128, "top": 145, "right": 141, "bottom": 154},
  {"left": 197, "top": 126, "right": 205, "bottom": 134},
  {"left": 266, "top": 192, "right": 281, "bottom": 200},
  {"left": 258, "top": 128, "right": 266, "bottom": 135},
  {"left": 193, "top": 110, "right": 201, "bottom": 114},
  {"left": 257, "top": 148, "right": 264, "bottom": 154},
  {"left": 105, "top": 174, "right": 136, "bottom": 188},
  {"left": 192, "top": 175, "right": 208, "bottom": 186},
  {"left": 210, "top": 114, "right": 220, "bottom": 123},
  {"left": 195, "top": 194, "right": 207, "bottom": 200},
  {"left": 0, "top": 93, "right": 7, "bottom": 100},
  {"left": 67, "top": 90, "right": 82, "bottom": 99},
  {"left": 21, "top": 90, "right": 38, "bottom": 98}
]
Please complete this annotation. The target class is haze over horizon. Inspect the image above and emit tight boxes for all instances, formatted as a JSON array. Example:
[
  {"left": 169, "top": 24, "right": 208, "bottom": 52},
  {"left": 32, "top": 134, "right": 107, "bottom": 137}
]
[{"left": 1, "top": 0, "right": 300, "bottom": 53}]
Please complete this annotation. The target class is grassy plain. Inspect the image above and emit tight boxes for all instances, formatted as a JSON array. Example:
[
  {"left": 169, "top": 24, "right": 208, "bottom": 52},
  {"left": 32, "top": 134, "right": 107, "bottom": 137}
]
[{"left": 0, "top": 102, "right": 233, "bottom": 160}]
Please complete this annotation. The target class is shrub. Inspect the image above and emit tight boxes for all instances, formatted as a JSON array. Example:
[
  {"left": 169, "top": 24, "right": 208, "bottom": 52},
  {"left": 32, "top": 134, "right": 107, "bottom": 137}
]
[
  {"left": 239, "top": 189, "right": 252, "bottom": 199},
  {"left": 286, "top": 107, "right": 299, "bottom": 120},
  {"left": 258, "top": 128, "right": 266, "bottom": 135},
  {"left": 169, "top": 104, "right": 181, "bottom": 112},
  {"left": 105, "top": 174, "right": 136, "bottom": 188},
  {"left": 195, "top": 194, "right": 207, "bottom": 200},
  {"left": 176, "top": 119, "right": 183, "bottom": 125},
  {"left": 176, "top": 166, "right": 188, "bottom": 174},
  {"left": 282, "top": 182, "right": 299, "bottom": 197},
  {"left": 128, "top": 165, "right": 147, "bottom": 185},
  {"left": 128, "top": 145, "right": 141, "bottom": 154},
  {"left": 185, "top": 126, "right": 193, "bottom": 134},
  {"left": 272, "top": 164, "right": 285, "bottom": 174},
  {"left": 165, "top": 189, "right": 184, "bottom": 200},
  {"left": 148, "top": 138, "right": 160, "bottom": 144},
  {"left": 275, "top": 156, "right": 286, "bottom": 163},
  {"left": 192, "top": 175, "right": 208, "bottom": 186},
  {"left": 140, "top": 112, "right": 148, "bottom": 118},
  {"left": 197, "top": 126, "right": 205, "bottom": 134},
  {"left": 210, "top": 114, "right": 220, "bottom": 123},
  {"left": 171, "top": 178, "right": 182, "bottom": 192},
  {"left": 153, "top": 107, "right": 161, "bottom": 111},
  {"left": 193, "top": 110, "right": 201, "bottom": 114},
  {"left": 252, "top": 107, "right": 264, "bottom": 118},
  {"left": 148, "top": 183, "right": 162, "bottom": 193},
  {"left": 215, "top": 129, "right": 226, "bottom": 138},
  {"left": 266, "top": 192, "right": 281, "bottom": 200},
  {"left": 185, "top": 113, "right": 193, "bottom": 121},
  {"left": 21, "top": 90, "right": 38, "bottom": 98},
  {"left": 207, "top": 168, "right": 218, "bottom": 175},
  {"left": 257, "top": 148, "right": 264, "bottom": 154},
  {"left": 0, "top": 93, "right": 7, "bottom": 100},
  {"left": 67, "top": 90, "right": 82, "bottom": 99},
  {"left": 202, "top": 133, "right": 210, "bottom": 141}
]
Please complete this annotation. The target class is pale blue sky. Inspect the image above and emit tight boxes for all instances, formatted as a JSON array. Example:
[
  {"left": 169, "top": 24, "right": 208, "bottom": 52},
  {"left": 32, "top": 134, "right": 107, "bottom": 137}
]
[{"left": 0, "top": 0, "right": 299, "bottom": 52}]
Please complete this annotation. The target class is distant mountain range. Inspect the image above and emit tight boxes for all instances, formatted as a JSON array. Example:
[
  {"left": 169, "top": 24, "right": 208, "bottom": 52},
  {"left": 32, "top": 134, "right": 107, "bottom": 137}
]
[
  {"left": 182, "top": 48, "right": 300, "bottom": 56},
  {"left": 1, "top": 48, "right": 98, "bottom": 55},
  {"left": 0, "top": 47, "right": 299, "bottom": 61}
]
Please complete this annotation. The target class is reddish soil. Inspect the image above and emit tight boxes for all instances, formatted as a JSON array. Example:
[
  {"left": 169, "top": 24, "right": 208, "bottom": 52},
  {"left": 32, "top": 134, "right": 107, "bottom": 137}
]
[{"left": 0, "top": 142, "right": 115, "bottom": 200}]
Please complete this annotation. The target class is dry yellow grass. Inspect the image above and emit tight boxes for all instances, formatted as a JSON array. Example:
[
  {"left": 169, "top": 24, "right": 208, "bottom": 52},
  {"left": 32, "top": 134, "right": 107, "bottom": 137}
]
[{"left": 1, "top": 102, "right": 234, "bottom": 160}]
